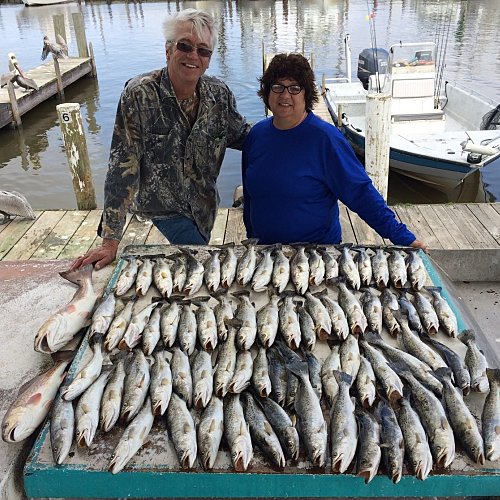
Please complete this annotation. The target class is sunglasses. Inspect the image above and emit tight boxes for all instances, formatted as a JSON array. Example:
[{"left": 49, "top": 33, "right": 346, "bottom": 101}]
[
  {"left": 170, "top": 40, "right": 213, "bottom": 58},
  {"left": 271, "top": 83, "right": 303, "bottom": 95}
]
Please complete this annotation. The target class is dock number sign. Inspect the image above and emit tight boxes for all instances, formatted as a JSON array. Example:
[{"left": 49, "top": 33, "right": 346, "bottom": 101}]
[{"left": 61, "top": 112, "right": 72, "bottom": 123}]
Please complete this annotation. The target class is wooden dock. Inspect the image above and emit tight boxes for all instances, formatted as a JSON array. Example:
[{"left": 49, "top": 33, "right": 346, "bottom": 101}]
[
  {"left": 0, "top": 57, "right": 94, "bottom": 129},
  {"left": 0, "top": 204, "right": 499, "bottom": 262}
]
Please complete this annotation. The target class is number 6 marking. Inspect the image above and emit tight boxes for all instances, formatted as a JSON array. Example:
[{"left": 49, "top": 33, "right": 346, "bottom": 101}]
[{"left": 62, "top": 112, "right": 72, "bottom": 123}]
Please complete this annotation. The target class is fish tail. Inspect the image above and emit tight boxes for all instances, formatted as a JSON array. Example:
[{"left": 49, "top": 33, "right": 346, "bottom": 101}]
[
  {"left": 59, "top": 264, "right": 93, "bottom": 286},
  {"left": 486, "top": 368, "right": 500, "bottom": 383},
  {"left": 458, "top": 329, "right": 475, "bottom": 344},
  {"left": 434, "top": 367, "right": 453, "bottom": 382},
  {"left": 332, "top": 369, "right": 353, "bottom": 387}
]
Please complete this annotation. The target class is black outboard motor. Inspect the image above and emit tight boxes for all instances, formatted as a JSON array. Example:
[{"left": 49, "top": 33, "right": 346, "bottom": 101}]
[{"left": 357, "top": 48, "right": 389, "bottom": 90}]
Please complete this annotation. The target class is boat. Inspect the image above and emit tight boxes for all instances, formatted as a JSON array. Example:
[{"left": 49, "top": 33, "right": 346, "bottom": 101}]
[
  {"left": 22, "top": 0, "right": 74, "bottom": 6},
  {"left": 323, "top": 39, "right": 500, "bottom": 192}
]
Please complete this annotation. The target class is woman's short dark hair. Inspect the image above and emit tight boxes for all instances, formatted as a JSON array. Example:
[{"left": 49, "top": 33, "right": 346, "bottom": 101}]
[{"left": 258, "top": 53, "right": 319, "bottom": 112}]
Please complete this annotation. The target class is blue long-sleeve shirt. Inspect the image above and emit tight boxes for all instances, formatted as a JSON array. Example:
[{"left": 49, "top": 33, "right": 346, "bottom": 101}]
[{"left": 242, "top": 112, "right": 415, "bottom": 245}]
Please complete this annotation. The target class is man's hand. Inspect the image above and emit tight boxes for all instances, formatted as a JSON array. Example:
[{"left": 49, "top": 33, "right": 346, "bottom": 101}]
[
  {"left": 410, "top": 239, "right": 429, "bottom": 254},
  {"left": 70, "top": 239, "right": 119, "bottom": 271}
]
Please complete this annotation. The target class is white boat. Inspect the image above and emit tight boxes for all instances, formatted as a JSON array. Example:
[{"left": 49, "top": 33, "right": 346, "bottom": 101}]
[
  {"left": 323, "top": 39, "right": 500, "bottom": 192},
  {"left": 22, "top": 0, "right": 74, "bottom": 6}
]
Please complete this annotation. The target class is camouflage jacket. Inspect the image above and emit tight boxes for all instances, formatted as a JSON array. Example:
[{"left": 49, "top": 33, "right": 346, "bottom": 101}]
[{"left": 101, "top": 68, "right": 250, "bottom": 241}]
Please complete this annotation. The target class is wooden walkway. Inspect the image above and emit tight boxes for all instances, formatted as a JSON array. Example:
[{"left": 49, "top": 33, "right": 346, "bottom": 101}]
[
  {"left": 0, "top": 204, "right": 499, "bottom": 261},
  {"left": 0, "top": 57, "right": 94, "bottom": 129}
]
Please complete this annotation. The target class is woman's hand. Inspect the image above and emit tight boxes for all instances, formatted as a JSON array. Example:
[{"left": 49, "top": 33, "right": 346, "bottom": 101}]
[{"left": 70, "top": 239, "right": 119, "bottom": 271}]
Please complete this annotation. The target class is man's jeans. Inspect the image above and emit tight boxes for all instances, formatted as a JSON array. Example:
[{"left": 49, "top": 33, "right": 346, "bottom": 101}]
[{"left": 153, "top": 215, "right": 208, "bottom": 245}]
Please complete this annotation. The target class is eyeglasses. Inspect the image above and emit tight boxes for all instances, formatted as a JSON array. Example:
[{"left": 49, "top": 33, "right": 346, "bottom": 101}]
[
  {"left": 169, "top": 40, "right": 213, "bottom": 58},
  {"left": 271, "top": 83, "right": 303, "bottom": 95}
]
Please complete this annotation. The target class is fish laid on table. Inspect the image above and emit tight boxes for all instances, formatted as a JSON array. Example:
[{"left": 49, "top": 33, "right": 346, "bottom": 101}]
[
  {"left": 278, "top": 292, "right": 301, "bottom": 350},
  {"left": 258, "top": 394, "right": 300, "bottom": 461},
  {"left": 375, "top": 399, "right": 404, "bottom": 484},
  {"left": 114, "top": 258, "right": 140, "bottom": 297},
  {"left": 304, "top": 350, "right": 322, "bottom": 401},
  {"left": 434, "top": 367, "right": 484, "bottom": 464},
  {"left": 197, "top": 395, "right": 224, "bottom": 470},
  {"left": 2, "top": 359, "right": 69, "bottom": 443},
  {"left": 236, "top": 238, "right": 259, "bottom": 286},
  {"left": 61, "top": 333, "right": 104, "bottom": 401},
  {"left": 317, "top": 289, "right": 349, "bottom": 340},
  {"left": 75, "top": 369, "right": 113, "bottom": 447},
  {"left": 408, "top": 289, "right": 440, "bottom": 335},
  {"left": 181, "top": 249, "right": 204, "bottom": 296},
  {"left": 398, "top": 291, "right": 424, "bottom": 334},
  {"left": 220, "top": 242, "right": 238, "bottom": 288},
  {"left": 229, "top": 350, "right": 253, "bottom": 394},
  {"left": 50, "top": 395, "right": 74, "bottom": 464},
  {"left": 89, "top": 292, "right": 116, "bottom": 339},
  {"left": 426, "top": 287, "right": 458, "bottom": 337},
  {"left": 304, "top": 291, "right": 332, "bottom": 340},
  {"left": 252, "top": 246, "right": 274, "bottom": 292},
  {"left": 297, "top": 305, "right": 316, "bottom": 351},
  {"left": 339, "top": 333, "right": 361, "bottom": 380},
  {"left": 169, "top": 253, "right": 187, "bottom": 293},
  {"left": 330, "top": 371, "right": 357, "bottom": 473},
  {"left": 392, "top": 364, "right": 455, "bottom": 468},
  {"left": 278, "top": 344, "right": 327, "bottom": 467},
  {"left": 334, "top": 278, "right": 367, "bottom": 335},
  {"left": 482, "top": 368, "right": 500, "bottom": 462},
  {"left": 166, "top": 393, "right": 198, "bottom": 469},
  {"left": 120, "top": 300, "right": 159, "bottom": 351},
  {"left": 159, "top": 298, "right": 181, "bottom": 348},
  {"left": 109, "top": 397, "right": 154, "bottom": 474},
  {"left": 360, "top": 287, "right": 383, "bottom": 334},
  {"left": 318, "top": 247, "right": 338, "bottom": 282},
  {"left": 307, "top": 245, "right": 325, "bottom": 287},
  {"left": 193, "top": 297, "right": 218, "bottom": 352},
  {"left": 204, "top": 249, "right": 222, "bottom": 293},
  {"left": 192, "top": 350, "right": 213, "bottom": 409},
  {"left": 251, "top": 346, "right": 272, "bottom": 398},
  {"left": 121, "top": 349, "right": 151, "bottom": 423},
  {"left": 394, "top": 389, "right": 433, "bottom": 480},
  {"left": 371, "top": 246, "right": 390, "bottom": 289},
  {"left": 214, "top": 320, "right": 238, "bottom": 398},
  {"left": 406, "top": 248, "right": 427, "bottom": 290},
  {"left": 387, "top": 249, "right": 408, "bottom": 289},
  {"left": 272, "top": 243, "right": 290, "bottom": 293},
  {"left": 241, "top": 392, "right": 286, "bottom": 468},
  {"left": 458, "top": 329, "right": 489, "bottom": 393},
  {"left": 142, "top": 306, "right": 162, "bottom": 355},
  {"left": 170, "top": 347, "right": 193, "bottom": 407},
  {"left": 213, "top": 289, "right": 234, "bottom": 342},
  {"left": 356, "top": 355, "right": 376, "bottom": 409},
  {"left": 290, "top": 245, "right": 309, "bottom": 295},
  {"left": 105, "top": 298, "right": 135, "bottom": 351},
  {"left": 224, "top": 393, "right": 253, "bottom": 471},
  {"left": 356, "top": 407, "right": 381, "bottom": 484},
  {"left": 354, "top": 247, "right": 372, "bottom": 287},
  {"left": 267, "top": 345, "right": 287, "bottom": 407},
  {"left": 177, "top": 301, "right": 197, "bottom": 356},
  {"left": 256, "top": 290, "right": 280, "bottom": 348},
  {"left": 321, "top": 345, "right": 341, "bottom": 405},
  {"left": 359, "top": 339, "right": 403, "bottom": 403},
  {"left": 338, "top": 244, "right": 360, "bottom": 290},
  {"left": 233, "top": 291, "right": 257, "bottom": 351},
  {"left": 100, "top": 356, "right": 127, "bottom": 432},
  {"left": 135, "top": 258, "right": 153, "bottom": 296},
  {"left": 149, "top": 350, "right": 172, "bottom": 416},
  {"left": 152, "top": 258, "right": 173, "bottom": 298},
  {"left": 421, "top": 333, "right": 470, "bottom": 395},
  {"left": 34, "top": 265, "right": 98, "bottom": 353}
]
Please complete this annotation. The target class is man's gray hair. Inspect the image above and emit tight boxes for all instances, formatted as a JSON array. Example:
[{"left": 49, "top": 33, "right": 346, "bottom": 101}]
[{"left": 163, "top": 8, "right": 218, "bottom": 50}]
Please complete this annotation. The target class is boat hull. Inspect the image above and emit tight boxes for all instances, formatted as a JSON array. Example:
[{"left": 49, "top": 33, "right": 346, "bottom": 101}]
[{"left": 22, "top": 0, "right": 73, "bottom": 6}]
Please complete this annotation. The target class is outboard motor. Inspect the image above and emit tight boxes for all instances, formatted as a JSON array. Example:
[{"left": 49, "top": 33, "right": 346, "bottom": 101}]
[{"left": 357, "top": 48, "right": 389, "bottom": 90}]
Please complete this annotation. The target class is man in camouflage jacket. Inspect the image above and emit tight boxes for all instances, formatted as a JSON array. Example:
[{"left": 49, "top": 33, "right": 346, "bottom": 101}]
[{"left": 71, "top": 9, "right": 250, "bottom": 271}]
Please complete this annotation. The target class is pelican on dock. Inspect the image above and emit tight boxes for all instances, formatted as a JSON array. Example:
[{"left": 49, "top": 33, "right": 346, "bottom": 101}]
[
  {"left": 0, "top": 191, "right": 36, "bottom": 223},
  {"left": 41, "top": 35, "right": 68, "bottom": 61},
  {"left": 232, "top": 184, "right": 244, "bottom": 208},
  {"left": 2, "top": 53, "right": 39, "bottom": 92}
]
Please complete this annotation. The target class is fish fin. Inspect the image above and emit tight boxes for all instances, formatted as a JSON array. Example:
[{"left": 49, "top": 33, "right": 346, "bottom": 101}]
[
  {"left": 59, "top": 264, "right": 93, "bottom": 286},
  {"left": 264, "top": 421, "right": 273, "bottom": 435},
  {"left": 26, "top": 392, "right": 42, "bottom": 405}
]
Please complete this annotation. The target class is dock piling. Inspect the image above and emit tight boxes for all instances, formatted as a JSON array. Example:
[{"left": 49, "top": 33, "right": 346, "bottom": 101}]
[
  {"left": 6, "top": 81, "right": 21, "bottom": 128},
  {"left": 88, "top": 42, "right": 97, "bottom": 77},
  {"left": 73, "top": 12, "right": 90, "bottom": 58},
  {"left": 364, "top": 91, "right": 392, "bottom": 200},
  {"left": 53, "top": 58, "right": 65, "bottom": 100},
  {"left": 57, "top": 103, "right": 97, "bottom": 210},
  {"left": 52, "top": 15, "right": 67, "bottom": 46}
]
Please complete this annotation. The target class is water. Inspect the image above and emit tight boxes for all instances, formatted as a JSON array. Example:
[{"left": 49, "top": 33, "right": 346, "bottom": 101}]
[{"left": 0, "top": 0, "right": 499, "bottom": 210}]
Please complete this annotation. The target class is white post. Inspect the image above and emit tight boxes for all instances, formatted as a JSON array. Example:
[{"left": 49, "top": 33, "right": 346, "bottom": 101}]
[
  {"left": 345, "top": 34, "right": 351, "bottom": 83},
  {"left": 364, "top": 91, "right": 392, "bottom": 201},
  {"left": 56, "top": 103, "right": 97, "bottom": 210}
]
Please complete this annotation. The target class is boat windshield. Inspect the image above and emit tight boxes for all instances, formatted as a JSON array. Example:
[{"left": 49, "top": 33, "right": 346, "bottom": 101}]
[{"left": 389, "top": 43, "right": 436, "bottom": 74}]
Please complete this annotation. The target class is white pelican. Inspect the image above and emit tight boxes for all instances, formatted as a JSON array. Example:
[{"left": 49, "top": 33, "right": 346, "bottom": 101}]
[{"left": 0, "top": 191, "right": 36, "bottom": 224}]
